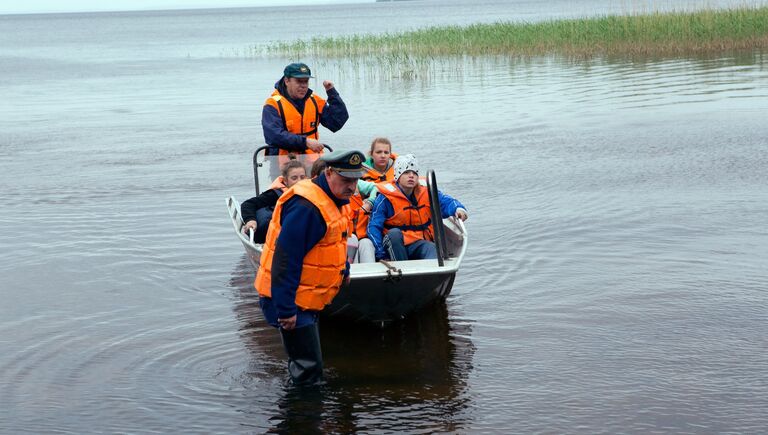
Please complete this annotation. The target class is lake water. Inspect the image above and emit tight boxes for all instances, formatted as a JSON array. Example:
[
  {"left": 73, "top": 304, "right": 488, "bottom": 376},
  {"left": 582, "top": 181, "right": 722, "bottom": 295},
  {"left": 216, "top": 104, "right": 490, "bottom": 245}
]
[{"left": 2, "top": 0, "right": 768, "bottom": 432}]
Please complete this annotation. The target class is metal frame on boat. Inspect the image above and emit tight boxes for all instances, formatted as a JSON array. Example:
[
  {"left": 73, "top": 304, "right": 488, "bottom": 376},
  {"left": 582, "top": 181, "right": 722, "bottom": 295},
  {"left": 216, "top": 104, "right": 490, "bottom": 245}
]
[{"left": 226, "top": 146, "right": 468, "bottom": 325}]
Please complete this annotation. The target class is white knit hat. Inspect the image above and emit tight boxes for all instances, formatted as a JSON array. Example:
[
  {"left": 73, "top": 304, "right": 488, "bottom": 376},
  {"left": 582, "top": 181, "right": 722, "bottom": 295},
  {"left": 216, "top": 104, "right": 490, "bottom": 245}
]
[{"left": 393, "top": 154, "right": 419, "bottom": 182}]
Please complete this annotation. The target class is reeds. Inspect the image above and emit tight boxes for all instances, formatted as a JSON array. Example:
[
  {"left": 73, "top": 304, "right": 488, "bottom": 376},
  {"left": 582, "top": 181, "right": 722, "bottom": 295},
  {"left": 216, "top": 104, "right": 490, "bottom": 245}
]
[{"left": 266, "top": 6, "right": 768, "bottom": 59}]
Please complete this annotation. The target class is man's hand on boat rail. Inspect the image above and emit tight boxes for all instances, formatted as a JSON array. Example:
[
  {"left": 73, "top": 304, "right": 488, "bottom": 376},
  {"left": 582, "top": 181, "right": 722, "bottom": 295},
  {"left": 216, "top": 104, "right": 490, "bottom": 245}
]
[
  {"left": 455, "top": 209, "right": 468, "bottom": 221},
  {"left": 278, "top": 315, "right": 297, "bottom": 330},
  {"left": 306, "top": 139, "right": 324, "bottom": 152}
]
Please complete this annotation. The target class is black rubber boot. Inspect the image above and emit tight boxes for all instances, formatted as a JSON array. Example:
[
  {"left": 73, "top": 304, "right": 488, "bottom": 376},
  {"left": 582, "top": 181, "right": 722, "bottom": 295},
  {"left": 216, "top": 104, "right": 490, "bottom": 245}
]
[{"left": 279, "top": 323, "right": 324, "bottom": 386}]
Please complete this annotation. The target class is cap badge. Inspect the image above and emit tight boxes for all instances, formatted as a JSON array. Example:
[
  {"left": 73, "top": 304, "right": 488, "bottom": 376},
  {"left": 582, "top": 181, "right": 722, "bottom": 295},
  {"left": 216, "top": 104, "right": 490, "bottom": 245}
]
[{"left": 349, "top": 154, "right": 362, "bottom": 165}]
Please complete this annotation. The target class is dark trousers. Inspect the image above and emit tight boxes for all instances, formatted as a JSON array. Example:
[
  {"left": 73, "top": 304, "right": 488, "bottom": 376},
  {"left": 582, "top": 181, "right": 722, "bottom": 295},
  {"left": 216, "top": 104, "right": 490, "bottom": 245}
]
[
  {"left": 384, "top": 228, "right": 437, "bottom": 261},
  {"left": 259, "top": 297, "right": 324, "bottom": 385},
  {"left": 253, "top": 207, "right": 274, "bottom": 243}
]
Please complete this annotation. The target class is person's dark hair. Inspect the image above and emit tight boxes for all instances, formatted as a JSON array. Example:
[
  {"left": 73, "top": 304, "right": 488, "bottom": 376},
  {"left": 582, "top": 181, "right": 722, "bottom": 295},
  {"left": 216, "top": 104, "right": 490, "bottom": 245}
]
[
  {"left": 368, "top": 137, "right": 392, "bottom": 156},
  {"left": 310, "top": 159, "right": 327, "bottom": 178},
  {"left": 281, "top": 159, "right": 305, "bottom": 179}
]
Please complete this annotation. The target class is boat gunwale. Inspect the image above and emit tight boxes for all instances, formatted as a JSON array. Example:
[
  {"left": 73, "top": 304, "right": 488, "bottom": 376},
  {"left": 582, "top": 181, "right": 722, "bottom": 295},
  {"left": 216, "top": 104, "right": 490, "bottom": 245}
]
[{"left": 226, "top": 195, "right": 468, "bottom": 279}]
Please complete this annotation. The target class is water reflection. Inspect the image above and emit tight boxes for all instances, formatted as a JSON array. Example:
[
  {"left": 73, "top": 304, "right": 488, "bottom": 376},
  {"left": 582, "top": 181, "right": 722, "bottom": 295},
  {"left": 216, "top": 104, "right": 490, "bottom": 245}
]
[
  {"left": 229, "top": 255, "right": 476, "bottom": 433},
  {"left": 228, "top": 256, "right": 287, "bottom": 386}
]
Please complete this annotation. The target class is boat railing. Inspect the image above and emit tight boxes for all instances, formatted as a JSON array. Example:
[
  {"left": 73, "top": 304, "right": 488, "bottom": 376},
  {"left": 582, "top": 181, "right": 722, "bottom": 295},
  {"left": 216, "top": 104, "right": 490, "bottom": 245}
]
[
  {"left": 251, "top": 147, "right": 265, "bottom": 194},
  {"left": 227, "top": 195, "right": 255, "bottom": 244},
  {"left": 426, "top": 169, "right": 448, "bottom": 267},
  {"left": 227, "top": 196, "right": 241, "bottom": 230}
]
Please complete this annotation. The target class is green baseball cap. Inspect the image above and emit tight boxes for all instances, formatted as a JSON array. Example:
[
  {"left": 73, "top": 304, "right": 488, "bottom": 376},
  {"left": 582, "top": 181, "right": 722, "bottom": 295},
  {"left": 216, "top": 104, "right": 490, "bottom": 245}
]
[
  {"left": 283, "top": 62, "right": 313, "bottom": 78},
  {"left": 321, "top": 150, "right": 366, "bottom": 178}
]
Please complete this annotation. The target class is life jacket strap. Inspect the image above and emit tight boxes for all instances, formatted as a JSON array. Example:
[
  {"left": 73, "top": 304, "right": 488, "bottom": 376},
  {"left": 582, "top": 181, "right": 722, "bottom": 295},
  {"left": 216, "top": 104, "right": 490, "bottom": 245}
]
[
  {"left": 384, "top": 219, "right": 431, "bottom": 232},
  {"left": 350, "top": 211, "right": 360, "bottom": 236},
  {"left": 276, "top": 99, "right": 288, "bottom": 131},
  {"left": 403, "top": 203, "right": 426, "bottom": 211}
]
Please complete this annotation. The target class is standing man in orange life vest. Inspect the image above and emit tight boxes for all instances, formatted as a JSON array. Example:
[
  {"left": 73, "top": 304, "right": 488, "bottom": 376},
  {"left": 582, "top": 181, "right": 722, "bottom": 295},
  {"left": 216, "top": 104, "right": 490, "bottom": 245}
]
[
  {"left": 255, "top": 150, "right": 365, "bottom": 385},
  {"left": 262, "top": 62, "right": 349, "bottom": 156}
]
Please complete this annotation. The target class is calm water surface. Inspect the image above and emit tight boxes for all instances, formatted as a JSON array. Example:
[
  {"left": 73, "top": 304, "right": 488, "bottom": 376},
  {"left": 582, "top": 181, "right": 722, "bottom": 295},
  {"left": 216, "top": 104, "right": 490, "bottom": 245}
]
[{"left": 2, "top": 0, "right": 768, "bottom": 433}]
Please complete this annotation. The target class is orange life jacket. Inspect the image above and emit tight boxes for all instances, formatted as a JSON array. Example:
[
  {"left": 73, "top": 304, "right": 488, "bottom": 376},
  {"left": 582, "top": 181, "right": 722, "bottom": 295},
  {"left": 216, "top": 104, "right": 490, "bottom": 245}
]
[
  {"left": 268, "top": 176, "right": 287, "bottom": 191},
  {"left": 361, "top": 153, "right": 398, "bottom": 182},
  {"left": 255, "top": 180, "right": 348, "bottom": 311},
  {"left": 264, "top": 90, "right": 326, "bottom": 156},
  {"left": 376, "top": 180, "right": 433, "bottom": 246},
  {"left": 344, "top": 193, "right": 370, "bottom": 239}
]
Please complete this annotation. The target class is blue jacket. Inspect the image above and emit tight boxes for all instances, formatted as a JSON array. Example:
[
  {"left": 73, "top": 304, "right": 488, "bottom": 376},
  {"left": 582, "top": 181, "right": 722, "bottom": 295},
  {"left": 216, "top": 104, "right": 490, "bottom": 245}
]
[
  {"left": 261, "top": 79, "right": 349, "bottom": 154},
  {"left": 367, "top": 185, "right": 466, "bottom": 260},
  {"left": 269, "top": 174, "right": 350, "bottom": 319}
]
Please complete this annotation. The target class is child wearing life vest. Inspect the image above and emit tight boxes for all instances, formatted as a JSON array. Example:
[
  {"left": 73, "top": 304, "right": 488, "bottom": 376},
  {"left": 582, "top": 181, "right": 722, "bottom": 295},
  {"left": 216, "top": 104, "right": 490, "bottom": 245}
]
[
  {"left": 367, "top": 154, "right": 468, "bottom": 261},
  {"left": 345, "top": 179, "right": 379, "bottom": 263},
  {"left": 313, "top": 157, "right": 378, "bottom": 263},
  {"left": 361, "top": 137, "right": 398, "bottom": 183},
  {"left": 241, "top": 160, "right": 307, "bottom": 243}
]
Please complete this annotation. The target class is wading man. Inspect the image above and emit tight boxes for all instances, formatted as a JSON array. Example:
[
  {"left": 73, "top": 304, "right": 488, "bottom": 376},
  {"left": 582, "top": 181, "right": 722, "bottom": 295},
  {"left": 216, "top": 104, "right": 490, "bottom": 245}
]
[
  {"left": 262, "top": 62, "right": 349, "bottom": 156},
  {"left": 255, "top": 150, "right": 365, "bottom": 385}
]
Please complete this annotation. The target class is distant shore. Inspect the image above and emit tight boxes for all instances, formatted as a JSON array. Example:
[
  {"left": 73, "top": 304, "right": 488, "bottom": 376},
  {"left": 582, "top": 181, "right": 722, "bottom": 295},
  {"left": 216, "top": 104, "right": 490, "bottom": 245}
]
[{"left": 267, "top": 6, "right": 768, "bottom": 58}]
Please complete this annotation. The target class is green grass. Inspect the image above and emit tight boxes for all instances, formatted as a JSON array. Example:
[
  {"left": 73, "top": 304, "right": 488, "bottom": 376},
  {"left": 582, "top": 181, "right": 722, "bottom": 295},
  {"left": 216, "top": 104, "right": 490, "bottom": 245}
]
[{"left": 266, "top": 7, "right": 768, "bottom": 59}]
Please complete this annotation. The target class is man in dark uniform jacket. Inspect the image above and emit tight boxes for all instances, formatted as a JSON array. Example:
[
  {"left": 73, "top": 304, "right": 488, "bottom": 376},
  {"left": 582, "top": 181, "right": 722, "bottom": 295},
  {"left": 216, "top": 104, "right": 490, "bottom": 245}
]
[{"left": 255, "top": 150, "right": 365, "bottom": 385}]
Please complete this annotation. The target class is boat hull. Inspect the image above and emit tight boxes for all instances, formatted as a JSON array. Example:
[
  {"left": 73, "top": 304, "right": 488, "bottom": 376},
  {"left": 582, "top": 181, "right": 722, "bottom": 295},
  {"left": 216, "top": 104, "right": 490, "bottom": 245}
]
[{"left": 227, "top": 196, "right": 466, "bottom": 324}]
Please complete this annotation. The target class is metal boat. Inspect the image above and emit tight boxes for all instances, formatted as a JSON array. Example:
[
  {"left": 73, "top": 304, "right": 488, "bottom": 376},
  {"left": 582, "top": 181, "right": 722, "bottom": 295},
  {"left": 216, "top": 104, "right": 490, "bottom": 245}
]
[{"left": 226, "top": 147, "right": 468, "bottom": 324}]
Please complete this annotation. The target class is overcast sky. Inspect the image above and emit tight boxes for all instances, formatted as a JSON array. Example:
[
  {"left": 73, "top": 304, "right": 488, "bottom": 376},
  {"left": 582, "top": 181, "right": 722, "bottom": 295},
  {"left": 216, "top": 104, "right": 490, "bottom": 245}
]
[{"left": 0, "top": 0, "right": 370, "bottom": 14}]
